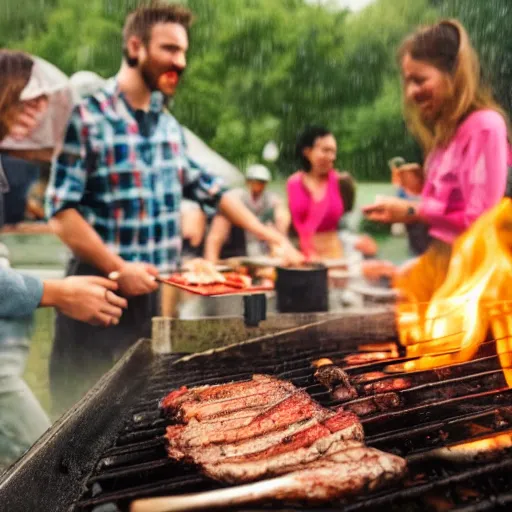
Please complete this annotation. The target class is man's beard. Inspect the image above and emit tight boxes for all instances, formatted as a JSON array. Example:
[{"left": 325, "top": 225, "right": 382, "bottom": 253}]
[
  {"left": 139, "top": 58, "right": 183, "bottom": 96},
  {"left": 139, "top": 59, "right": 162, "bottom": 92}
]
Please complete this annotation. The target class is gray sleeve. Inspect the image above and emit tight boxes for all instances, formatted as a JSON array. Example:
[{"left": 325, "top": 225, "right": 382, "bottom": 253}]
[{"left": 0, "top": 267, "right": 44, "bottom": 318}]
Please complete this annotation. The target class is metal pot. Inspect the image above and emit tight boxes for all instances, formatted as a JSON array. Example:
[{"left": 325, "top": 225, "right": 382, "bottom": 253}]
[{"left": 275, "top": 264, "right": 328, "bottom": 313}]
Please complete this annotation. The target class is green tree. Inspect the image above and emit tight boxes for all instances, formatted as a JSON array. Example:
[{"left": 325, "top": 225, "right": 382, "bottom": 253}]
[{"left": 433, "top": 0, "right": 512, "bottom": 114}]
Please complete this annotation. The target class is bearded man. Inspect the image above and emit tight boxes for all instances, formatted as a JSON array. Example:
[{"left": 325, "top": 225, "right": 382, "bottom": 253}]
[{"left": 45, "top": 2, "right": 302, "bottom": 414}]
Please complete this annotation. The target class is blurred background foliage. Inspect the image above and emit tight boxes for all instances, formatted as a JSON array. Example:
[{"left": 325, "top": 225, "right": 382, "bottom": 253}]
[{"left": 0, "top": 0, "right": 510, "bottom": 179}]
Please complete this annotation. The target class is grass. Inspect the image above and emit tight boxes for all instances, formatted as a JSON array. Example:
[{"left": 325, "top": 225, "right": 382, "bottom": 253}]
[
  {"left": 7, "top": 181, "right": 409, "bottom": 418},
  {"left": 24, "top": 309, "right": 54, "bottom": 415}
]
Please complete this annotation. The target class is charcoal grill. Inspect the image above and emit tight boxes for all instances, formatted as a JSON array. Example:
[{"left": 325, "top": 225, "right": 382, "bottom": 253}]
[{"left": 2, "top": 307, "right": 512, "bottom": 512}]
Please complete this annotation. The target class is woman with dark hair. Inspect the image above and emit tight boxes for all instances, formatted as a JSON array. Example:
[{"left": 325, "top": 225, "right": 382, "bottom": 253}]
[
  {"left": 287, "top": 126, "right": 344, "bottom": 259},
  {"left": 364, "top": 20, "right": 511, "bottom": 303}
]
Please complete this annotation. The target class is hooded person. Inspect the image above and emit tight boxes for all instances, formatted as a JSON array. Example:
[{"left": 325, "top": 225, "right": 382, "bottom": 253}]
[
  {"left": 0, "top": 50, "right": 128, "bottom": 467},
  {"left": 0, "top": 55, "right": 74, "bottom": 227}
]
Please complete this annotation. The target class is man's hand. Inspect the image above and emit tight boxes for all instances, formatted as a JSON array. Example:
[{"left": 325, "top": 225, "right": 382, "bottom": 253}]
[
  {"left": 112, "top": 262, "right": 159, "bottom": 297},
  {"left": 354, "top": 234, "right": 378, "bottom": 257},
  {"left": 362, "top": 197, "right": 419, "bottom": 224},
  {"left": 273, "top": 238, "right": 305, "bottom": 267},
  {"left": 41, "top": 276, "right": 128, "bottom": 327}
]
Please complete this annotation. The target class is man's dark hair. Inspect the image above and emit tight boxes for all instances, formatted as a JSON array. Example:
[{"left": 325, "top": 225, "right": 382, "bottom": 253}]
[
  {"left": 295, "top": 125, "right": 332, "bottom": 171},
  {"left": 123, "top": 1, "right": 193, "bottom": 66}
]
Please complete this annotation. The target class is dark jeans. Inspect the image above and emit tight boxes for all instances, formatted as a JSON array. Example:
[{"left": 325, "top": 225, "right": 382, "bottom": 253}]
[
  {"left": 49, "top": 259, "right": 159, "bottom": 417},
  {"left": 0, "top": 154, "right": 39, "bottom": 225}
]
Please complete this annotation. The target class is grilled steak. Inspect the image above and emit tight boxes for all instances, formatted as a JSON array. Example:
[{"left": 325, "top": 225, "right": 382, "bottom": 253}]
[
  {"left": 203, "top": 437, "right": 364, "bottom": 483},
  {"left": 344, "top": 351, "right": 398, "bottom": 366},
  {"left": 176, "top": 382, "right": 296, "bottom": 422},
  {"left": 362, "top": 377, "right": 411, "bottom": 394},
  {"left": 333, "top": 385, "right": 359, "bottom": 401},
  {"left": 166, "top": 406, "right": 274, "bottom": 459},
  {"left": 351, "top": 371, "right": 388, "bottom": 384},
  {"left": 344, "top": 392, "right": 402, "bottom": 416},
  {"left": 314, "top": 364, "right": 352, "bottom": 391},
  {"left": 167, "top": 391, "right": 326, "bottom": 457},
  {"left": 190, "top": 410, "right": 363, "bottom": 465},
  {"left": 315, "top": 362, "right": 411, "bottom": 403},
  {"left": 256, "top": 454, "right": 406, "bottom": 502},
  {"left": 160, "top": 374, "right": 282, "bottom": 414},
  {"left": 188, "top": 417, "right": 324, "bottom": 465},
  {"left": 161, "top": 374, "right": 407, "bottom": 504}
]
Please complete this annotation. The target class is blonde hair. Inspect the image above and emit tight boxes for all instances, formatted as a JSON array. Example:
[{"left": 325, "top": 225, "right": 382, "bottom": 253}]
[
  {"left": 0, "top": 50, "right": 33, "bottom": 141},
  {"left": 399, "top": 19, "right": 508, "bottom": 154}
]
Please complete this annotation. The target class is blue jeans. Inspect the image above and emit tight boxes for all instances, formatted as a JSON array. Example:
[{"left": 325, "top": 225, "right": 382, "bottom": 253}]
[{"left": 0, "top": 335, "right": 50, "bottom": 467}]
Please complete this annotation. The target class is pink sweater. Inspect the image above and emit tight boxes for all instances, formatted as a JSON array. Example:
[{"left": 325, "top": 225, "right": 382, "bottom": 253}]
[
  {"left": 287, "top": 170, "right": 344, "bottom": 256},
  {"left": 420, "top": 110, "right": 510, "bottom": 244}
]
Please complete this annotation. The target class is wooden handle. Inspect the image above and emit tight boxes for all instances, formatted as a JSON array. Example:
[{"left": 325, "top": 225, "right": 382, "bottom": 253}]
[{"left": 130, "top": 475, "right": 292, "bottom": 512}]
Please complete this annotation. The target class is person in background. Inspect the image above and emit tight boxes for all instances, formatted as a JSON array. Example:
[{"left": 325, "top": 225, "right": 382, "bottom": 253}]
[
  {"left": 45, "top": 2, "right": 303, "bottom": 415},
  {"left": 287, "top": 126, "right": 395, "bottom": 280},
  {"left": 364, "top": 20, "right": 511, "bottom": 303},
  {"left": 287, "top": 126, "right": 344, "bottom": 260},
  {"left": 337, "top": 171, "right": 378, "bottom": 258},
  {"left": 204, "top": 164, "right": 290, "bottom": 262},
  {"left": 388, "top": 156, "right": 430, "bottom": 256},
  {"left": 0, "top": 50, "right": 127, "bottom": 467}
]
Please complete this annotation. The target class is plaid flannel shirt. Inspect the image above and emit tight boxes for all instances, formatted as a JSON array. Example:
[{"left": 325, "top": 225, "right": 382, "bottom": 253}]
[{"left": 45, "top": 78, "right": 225, "bottom": 272}]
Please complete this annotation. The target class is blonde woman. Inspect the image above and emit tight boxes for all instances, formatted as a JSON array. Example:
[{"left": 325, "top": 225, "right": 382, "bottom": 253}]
[{"left": 364, "top": 20, "right": 511, "bottom": 302}]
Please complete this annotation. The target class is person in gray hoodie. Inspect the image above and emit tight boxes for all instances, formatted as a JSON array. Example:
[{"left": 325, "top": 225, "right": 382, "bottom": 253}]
[{"left": 0, "top": 258, "right": 127, "bottom": 467}]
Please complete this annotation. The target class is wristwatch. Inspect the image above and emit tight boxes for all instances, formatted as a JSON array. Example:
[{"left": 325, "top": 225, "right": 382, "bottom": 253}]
[{"left": 406, "top": 205, "right": 416, "bottom": 217}]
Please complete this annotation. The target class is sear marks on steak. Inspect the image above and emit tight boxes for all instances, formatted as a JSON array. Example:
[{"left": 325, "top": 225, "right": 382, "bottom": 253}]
[
  {"left": 165, "top": 406, "right": 277, "bottom": 459},
  {"left": 177, "top": 381, "right": 295, "bottom": 422},
  {"left": 188, "top": 417, "right": 326, "bottom": 465},
  {"left": 201, "top": 391, "right": 326, "bottom": 445},
  {"left": 160, "top": 374, "right": 283, "bottom": 415},
  {"left": 203, "top": 436, "right": 405, "bottom": 485},
  {"left": 203, "top": 438, "right": 364, "bottom": 483},
  {"left": 166, "top": 391, "right": 327, "bottom": 457},
  {"left": 213, "top": 411, "right": 364, "bottom": 465}
]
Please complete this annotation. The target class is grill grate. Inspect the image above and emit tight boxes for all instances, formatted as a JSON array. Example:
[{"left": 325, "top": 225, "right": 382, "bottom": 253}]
[{"left": 72, "top": 331, "right": 512, "bottom": 512}]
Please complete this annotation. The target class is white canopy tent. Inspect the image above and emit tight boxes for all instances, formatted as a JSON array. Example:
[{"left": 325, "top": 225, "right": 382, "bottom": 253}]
[
  {"left": 1, "top": 61, "right": 244, "bottom": 187},
  {"left": 181, "top": 126, "right": 243, "bottom": 187}
]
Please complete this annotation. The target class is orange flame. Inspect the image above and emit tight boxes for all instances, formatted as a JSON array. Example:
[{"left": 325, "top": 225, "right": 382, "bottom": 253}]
[{"left": 393, "top": 198, "right": 512, "bottom": 383}]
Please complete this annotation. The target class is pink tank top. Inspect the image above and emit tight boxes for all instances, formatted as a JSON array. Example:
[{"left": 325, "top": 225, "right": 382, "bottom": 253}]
[{"left": 287, "top": 169, "right": 344, "bottom": 256}]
